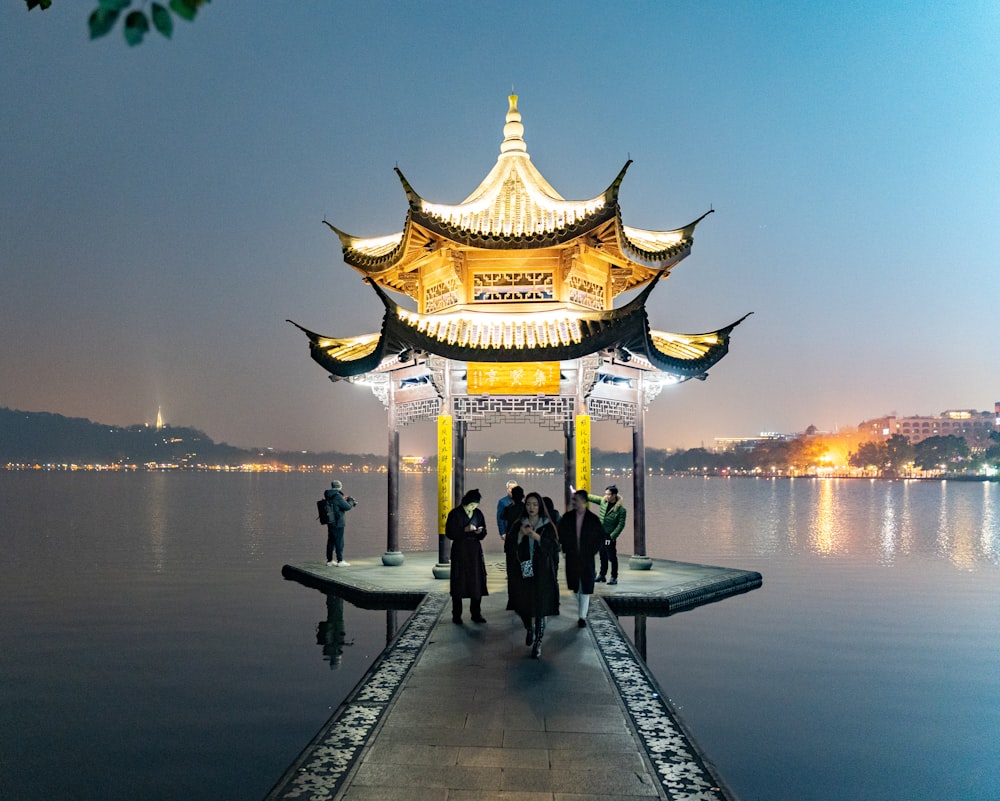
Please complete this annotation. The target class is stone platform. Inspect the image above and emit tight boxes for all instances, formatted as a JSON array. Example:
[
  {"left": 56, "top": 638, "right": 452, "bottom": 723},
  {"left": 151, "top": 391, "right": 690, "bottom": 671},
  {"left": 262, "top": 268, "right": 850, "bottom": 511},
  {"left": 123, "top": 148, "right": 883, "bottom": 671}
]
[
  {"left": 281, "top": 552, "right": 761, "bottom": 615},
  {"left": 267, "top": 555, "right": 761, "bottom": 800}
]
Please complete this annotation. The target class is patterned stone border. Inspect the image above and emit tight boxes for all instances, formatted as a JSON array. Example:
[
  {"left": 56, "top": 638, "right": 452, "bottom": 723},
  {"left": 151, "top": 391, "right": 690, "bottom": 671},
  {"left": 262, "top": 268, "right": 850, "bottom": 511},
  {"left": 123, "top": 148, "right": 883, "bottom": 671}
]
[
  {"left": 262, "top": 593, "right": 447, "bottom": 800},
  {"left": 588, "top": 598, "right": 734, "bottom": 801}
]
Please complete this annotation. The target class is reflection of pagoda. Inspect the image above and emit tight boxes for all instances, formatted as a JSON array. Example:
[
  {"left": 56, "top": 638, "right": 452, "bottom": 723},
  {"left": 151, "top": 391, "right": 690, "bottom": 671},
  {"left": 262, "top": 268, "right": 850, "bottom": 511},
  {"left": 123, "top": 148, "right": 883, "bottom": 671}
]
[{"left": 291, "top": 96, "right": 749, "bottom": 570}]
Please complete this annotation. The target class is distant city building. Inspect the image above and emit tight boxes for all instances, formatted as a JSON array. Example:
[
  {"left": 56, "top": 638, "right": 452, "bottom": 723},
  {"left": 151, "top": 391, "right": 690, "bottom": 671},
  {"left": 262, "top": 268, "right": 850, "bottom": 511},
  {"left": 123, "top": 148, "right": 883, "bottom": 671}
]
[
  {"left": 859, "top": 407, "right": 998, "bottom": 446},
  {"left": 714, "top": 433, "right": 791, "bottom": 452}
]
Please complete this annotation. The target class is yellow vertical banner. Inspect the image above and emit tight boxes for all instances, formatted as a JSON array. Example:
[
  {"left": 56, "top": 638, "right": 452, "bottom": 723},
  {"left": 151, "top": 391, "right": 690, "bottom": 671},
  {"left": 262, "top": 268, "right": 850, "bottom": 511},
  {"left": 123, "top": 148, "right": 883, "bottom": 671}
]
[
  {"left": 437, "top": 415, "right": 453, "bottom": 535},
  {"left": 575, "top": 414, "right": 591, "bottom": 493}
]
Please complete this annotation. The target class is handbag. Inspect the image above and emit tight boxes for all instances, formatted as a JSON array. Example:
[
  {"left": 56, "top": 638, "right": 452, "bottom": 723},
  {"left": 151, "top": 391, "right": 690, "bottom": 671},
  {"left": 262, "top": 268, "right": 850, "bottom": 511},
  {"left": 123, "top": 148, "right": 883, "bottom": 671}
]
[{"left": 518, "top": 530, "right": 535, "bottom": 578}]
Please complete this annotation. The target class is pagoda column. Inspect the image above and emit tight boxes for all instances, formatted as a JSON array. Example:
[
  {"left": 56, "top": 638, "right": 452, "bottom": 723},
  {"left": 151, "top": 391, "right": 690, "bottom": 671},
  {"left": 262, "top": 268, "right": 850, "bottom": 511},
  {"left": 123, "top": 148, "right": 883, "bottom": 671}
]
[
  {"left": 453, "top": 417, "right": 466, "bottom": 512},
  {"left": 630, "top": 375, "right": 652, "bottom": 570},
  {"left": 383, "top": 425, "right": 404, "bottom": 566}
]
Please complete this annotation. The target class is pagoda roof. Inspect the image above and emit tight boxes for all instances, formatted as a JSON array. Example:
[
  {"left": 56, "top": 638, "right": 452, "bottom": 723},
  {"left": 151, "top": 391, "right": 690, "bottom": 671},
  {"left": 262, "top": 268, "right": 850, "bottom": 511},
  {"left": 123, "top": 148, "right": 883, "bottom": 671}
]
[
  {"left": 288, "top": 276, "right": 750, "bottom": 381},
  {"left": 329, "top": 96, "right": 712, "bottom": 287},
  {"left": 292, "top": 95, "right": 750, "bottom": 386}
]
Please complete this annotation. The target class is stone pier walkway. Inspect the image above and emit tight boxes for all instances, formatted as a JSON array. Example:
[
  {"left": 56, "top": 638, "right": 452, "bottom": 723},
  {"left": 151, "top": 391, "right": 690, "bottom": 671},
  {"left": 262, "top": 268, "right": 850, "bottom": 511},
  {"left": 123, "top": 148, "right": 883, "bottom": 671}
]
[{"left": 265, "top": 555, "right": 759, "bottom": 800}]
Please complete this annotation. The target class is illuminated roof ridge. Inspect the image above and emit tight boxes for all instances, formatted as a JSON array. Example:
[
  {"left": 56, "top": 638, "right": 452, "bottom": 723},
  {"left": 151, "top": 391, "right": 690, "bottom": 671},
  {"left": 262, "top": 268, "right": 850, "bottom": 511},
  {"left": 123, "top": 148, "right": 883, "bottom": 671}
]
[
  {"left": 287, "top": 276, "right": 751, "bottom": 378},
  {"left": 414, "top": 95, "right": 615, "bottom": 238},
  {"left": 329, "top": 95, "right": 716, "bottom": 292}
]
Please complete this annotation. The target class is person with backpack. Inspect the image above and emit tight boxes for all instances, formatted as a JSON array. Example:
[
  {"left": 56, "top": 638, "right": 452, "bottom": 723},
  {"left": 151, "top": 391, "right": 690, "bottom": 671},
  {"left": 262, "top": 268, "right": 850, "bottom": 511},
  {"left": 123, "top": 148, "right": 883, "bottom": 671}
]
[{"left": 323, "top": 480, "right": 357, "bottom": 567}]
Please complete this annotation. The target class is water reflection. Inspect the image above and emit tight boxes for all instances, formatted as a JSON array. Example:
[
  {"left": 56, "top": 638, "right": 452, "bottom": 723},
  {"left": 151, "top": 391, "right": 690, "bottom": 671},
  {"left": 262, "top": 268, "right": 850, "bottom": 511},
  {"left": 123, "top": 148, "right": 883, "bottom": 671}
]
[
  {"left": 808, "top": 479, "right": 840, "bottom": 555},
  {"left": 316, "top": 594, "right": 354, "bottom": 668},
  {"left": 146, "top": 471, "right": 168, "bottom": 572},
  {"left": 936, "top": 481, "right": 952, "bottom": 562},
  {"left": 781, "top": 478, "right": 797, "bottom": 551},
  {"left": 735, "top": 479, "right": 780, "bottom": 556},
  {"left": 899, "top": 480, "right": 915, "bottom": 556},
  {"left": 948, "top": 483, "right": 984, "bottom": 571},
  {"left": 242, "top": 476, "right": 267, "bottom": 560},
  {"left": 313, "top": 591, "right": 408, "bottom": 668},
  {"left": 399, "top": 482, "right": 433, "bottom": 551},
  {"left": 632, "top": 614, "right": 647, "bottom": 660},
  {"left": 982, "top": 482, "right": 999, "bottom": 565},
  {"left": 878, "top": 484, "right": 897, "bottom": 566},
  {"left": 727, "top": 478, "right": 1000, "bottom": 571}
]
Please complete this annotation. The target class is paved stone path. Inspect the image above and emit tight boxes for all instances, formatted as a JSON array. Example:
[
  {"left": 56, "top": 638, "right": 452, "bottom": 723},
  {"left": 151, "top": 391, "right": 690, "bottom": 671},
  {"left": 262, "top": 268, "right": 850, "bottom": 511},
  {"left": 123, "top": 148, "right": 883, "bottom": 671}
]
[{"left": 265, "top": 555, "right": 755, "bottom": 800}]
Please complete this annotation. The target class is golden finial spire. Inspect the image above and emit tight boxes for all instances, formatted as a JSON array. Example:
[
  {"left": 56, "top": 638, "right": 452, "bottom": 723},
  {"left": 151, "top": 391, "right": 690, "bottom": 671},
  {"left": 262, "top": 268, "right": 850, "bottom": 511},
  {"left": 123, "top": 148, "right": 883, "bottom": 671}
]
[{"left": 500, "top": 94, "right": 526, "bottom": 155}]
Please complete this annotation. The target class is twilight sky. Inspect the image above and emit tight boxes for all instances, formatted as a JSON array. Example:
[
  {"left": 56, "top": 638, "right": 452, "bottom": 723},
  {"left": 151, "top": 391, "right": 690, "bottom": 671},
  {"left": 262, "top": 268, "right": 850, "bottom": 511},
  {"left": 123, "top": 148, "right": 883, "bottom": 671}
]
[{"left": 2, "top": 2, "right": 998, "bottom": 457}]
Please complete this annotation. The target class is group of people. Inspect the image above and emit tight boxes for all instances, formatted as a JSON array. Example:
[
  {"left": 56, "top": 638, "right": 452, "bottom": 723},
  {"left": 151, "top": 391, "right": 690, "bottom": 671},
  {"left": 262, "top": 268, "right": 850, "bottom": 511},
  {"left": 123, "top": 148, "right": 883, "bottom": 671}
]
[
  {"left": 317, "top": 476, "right": 627, "bottom": 661},
  {"left": 446, "top": 481, "right": 627, "bottom": 659}
]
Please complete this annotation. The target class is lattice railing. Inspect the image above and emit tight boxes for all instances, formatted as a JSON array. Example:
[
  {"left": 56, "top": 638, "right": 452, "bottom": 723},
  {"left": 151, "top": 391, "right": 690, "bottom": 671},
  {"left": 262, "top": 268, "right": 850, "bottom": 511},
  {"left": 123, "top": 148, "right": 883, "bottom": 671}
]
[
  {"left": 453, "top": 395, "right": 576, "bottom": 431},
  {"left": 393, "top": 398, "right": 443, "bottom": 429},
  {"left": 472, "top": 270, "right": 554, "bottom": 303},
  {"left": 587, "top": 396, "right": 637, "bottom": 428},
  {"left": 424, "top": 278, "right": 461, "bottom": 313},
  {"left": 566, "top": 274, "right": 604, "bottom": 310}
]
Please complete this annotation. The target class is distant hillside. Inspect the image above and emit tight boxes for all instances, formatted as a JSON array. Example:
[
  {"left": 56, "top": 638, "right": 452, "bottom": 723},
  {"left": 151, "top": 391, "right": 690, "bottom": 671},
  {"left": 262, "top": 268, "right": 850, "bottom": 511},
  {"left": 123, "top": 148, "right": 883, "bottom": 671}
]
[{"left": 0, "top": 408, "right": 381, "bottom": 467}]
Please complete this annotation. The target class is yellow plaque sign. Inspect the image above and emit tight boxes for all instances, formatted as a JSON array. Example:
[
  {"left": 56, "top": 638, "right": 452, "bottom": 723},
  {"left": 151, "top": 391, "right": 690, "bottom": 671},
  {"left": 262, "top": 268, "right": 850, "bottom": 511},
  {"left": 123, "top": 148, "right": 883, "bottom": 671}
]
[
  {"left": 575, "top": 414, "right": 591, "bottom": 493},
  {"left": 467, "top": 362, "right": 561, "bottom": 395},
  {"left": 437, "top": 415, "right": 452, "bottom": 535}
]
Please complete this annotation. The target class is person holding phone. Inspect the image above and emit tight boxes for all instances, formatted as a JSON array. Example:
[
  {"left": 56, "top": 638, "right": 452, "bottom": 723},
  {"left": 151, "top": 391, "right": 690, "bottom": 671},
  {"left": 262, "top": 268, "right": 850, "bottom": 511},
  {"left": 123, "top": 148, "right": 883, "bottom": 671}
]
[
  {"left": 505, "top": 492, "right": 560, "bottom": 658},
  {"left": 445, "top": 488, "right": 490, "bottom": 624}
]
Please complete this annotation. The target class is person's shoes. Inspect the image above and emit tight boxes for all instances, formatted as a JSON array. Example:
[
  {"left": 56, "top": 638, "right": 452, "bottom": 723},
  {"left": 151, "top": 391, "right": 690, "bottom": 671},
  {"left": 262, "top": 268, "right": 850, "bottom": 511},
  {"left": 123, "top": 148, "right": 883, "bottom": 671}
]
[
  {"left": 337, "top": 561, "right": 350, "bottom": 567},
  {"left": 525, "top": 628, "right": 533, "bottom": 646},
  {"left": 577, "top": 618, "right": 586, "bottom": 628},
  {"left": 595, "top": 575, "right": 606, "bottom": 582},
  {"left": 326, "top": 560, "right": 335, "bottom": 566},
  {"left": 452, "top": 616, "right": 463, "bottom": 625},
  {"left": 609, "top": 577, "right": 618, "bottom": 585},
  {"left": 531, "top": 641, "right": 541, "bottom": 659},
  {"left": 472, "top": 615, "right": 487, "bottom": 624}
]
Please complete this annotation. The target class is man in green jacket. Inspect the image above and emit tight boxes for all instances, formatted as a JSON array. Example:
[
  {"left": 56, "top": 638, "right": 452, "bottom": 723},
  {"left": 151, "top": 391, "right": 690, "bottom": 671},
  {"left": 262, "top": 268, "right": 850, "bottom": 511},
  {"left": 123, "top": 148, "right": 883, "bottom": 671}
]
[{"left": 588, "top": 484, "right": 626, "bottom": 585}]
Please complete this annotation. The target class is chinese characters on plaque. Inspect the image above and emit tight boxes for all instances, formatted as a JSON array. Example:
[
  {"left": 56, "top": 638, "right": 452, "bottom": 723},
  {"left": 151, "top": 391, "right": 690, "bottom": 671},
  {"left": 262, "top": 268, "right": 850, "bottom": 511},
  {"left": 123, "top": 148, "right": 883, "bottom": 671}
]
[{"left": 466, "top": 362, "right": 560, "bottom": 395}]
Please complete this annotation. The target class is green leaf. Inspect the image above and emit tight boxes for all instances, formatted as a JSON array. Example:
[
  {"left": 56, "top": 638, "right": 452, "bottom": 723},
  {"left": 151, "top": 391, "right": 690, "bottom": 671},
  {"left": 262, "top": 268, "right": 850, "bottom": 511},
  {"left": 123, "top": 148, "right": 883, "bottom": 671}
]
[
  {"left": 151, "top": 3, "right": 173, "bottom": 38},
  {"left": 26, "top": 0, "right": 54, "bottom": 10},
  {"left": 123, "top": 10, "right": 150, "bottom": 46},
  {"left": 88, "top": 8, "right": 120, "bottom": 39},
  {"left": 169, "top": 0, "right": 197, "bottom": 21},
  {"left": 99, "top": 0, "right": 132, "bottom": 10}
]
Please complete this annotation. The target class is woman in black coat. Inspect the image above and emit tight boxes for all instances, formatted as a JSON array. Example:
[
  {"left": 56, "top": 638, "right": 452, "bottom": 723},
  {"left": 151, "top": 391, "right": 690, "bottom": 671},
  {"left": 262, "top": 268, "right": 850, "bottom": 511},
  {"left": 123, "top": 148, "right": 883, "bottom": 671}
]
[
  {"left": 557, "top": 488, "right": 604, "bottom": 627},
  {"left": 445, "top": 488, "right": 489, "bottom": 624},
  {"left": 505, "top": 491, "right": 560, "bottom": 658}
]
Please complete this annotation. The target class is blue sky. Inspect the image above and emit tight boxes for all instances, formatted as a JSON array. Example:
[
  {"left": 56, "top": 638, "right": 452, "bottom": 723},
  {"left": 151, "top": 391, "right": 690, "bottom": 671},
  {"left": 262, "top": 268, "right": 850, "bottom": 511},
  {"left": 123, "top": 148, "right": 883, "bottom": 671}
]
[{"left": 2, "top": 2, "right": 998, "bottom": 456}]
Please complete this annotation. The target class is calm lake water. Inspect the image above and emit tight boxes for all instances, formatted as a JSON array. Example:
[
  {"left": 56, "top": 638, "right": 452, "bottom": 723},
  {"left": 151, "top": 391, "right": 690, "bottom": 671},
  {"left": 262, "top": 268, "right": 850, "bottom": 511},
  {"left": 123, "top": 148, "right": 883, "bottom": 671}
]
[{"left": 1, "top": 472, "right": 998, "bottom": 801}]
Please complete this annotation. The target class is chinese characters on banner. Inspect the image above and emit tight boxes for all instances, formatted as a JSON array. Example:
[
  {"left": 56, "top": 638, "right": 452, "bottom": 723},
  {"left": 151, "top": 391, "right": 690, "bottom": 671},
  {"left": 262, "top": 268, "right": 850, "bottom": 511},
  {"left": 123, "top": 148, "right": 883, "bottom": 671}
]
[
  {"left": 575, "top": 414, "right": 591, "bottom": 493},
  {"left": 437, "top": 415, "right": 452, "bottom": 535},
  {"left": 466, "top": 362, "right": 561, "bottom": 395}
]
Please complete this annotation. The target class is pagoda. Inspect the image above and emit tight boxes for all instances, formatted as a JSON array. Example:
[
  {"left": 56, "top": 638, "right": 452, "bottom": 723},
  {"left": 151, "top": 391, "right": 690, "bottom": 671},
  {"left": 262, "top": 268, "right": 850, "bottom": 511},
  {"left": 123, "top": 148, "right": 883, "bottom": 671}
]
[{"left": 290, "top": 96, "right": 749, "bottom": 570}]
